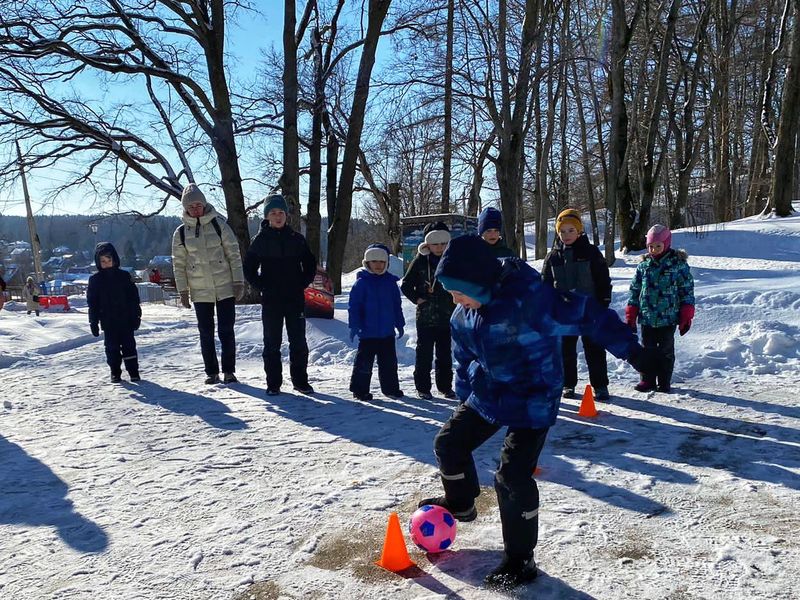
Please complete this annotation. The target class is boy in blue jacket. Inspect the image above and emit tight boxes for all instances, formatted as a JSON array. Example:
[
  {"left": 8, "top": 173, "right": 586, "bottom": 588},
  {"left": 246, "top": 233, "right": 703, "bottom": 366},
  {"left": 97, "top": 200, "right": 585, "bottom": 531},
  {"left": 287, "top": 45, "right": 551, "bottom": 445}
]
[
  {"left": 348, "top": 244, "right": 405, "bottom": 401},
  {"left": 417, "top": 235, "right": 658, "bottom": 590},
  {"left": 87, "top": 242, "right": 142, "bottom": 383}
]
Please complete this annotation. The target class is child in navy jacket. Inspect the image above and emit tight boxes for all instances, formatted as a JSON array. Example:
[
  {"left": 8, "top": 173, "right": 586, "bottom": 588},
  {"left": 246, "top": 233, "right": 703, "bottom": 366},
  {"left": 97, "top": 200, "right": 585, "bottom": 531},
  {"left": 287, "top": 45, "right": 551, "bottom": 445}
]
[
  {"left": 348, "top": 244, "right": 405, "bottom": 401},
  {"left": 87, "top": 242, "right": 142, "bottom": 382}
]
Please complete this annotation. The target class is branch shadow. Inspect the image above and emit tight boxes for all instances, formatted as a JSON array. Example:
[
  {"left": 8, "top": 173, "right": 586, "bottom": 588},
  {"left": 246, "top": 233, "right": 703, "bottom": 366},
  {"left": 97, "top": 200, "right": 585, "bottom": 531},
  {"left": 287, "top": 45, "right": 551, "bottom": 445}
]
[
  {"left": 674, "top": 386, "right": 800, "bottom": 421},
  {"left": 125, "top": 381, "right": 248, "bottom": 431},
  {"left": 0, "top": 435, "right": 109, "bottom": 553}
]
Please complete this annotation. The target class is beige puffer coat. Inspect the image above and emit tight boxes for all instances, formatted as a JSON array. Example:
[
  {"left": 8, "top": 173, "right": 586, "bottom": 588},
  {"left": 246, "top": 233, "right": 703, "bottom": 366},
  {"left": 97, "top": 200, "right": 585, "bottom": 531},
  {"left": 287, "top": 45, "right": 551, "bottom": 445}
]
[
  {"left": 171, "top": 205, "right": 244, "bottom": 303},
  {"left": 23, "top": 279, "right": 40, "bottom": 311}
]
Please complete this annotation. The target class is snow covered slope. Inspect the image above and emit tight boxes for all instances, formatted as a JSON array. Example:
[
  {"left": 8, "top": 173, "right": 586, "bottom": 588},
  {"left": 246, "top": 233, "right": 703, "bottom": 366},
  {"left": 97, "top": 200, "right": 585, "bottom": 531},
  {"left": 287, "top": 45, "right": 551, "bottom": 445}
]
[{"left": 1, "top": 211, "right": 799, "bottom": 599}]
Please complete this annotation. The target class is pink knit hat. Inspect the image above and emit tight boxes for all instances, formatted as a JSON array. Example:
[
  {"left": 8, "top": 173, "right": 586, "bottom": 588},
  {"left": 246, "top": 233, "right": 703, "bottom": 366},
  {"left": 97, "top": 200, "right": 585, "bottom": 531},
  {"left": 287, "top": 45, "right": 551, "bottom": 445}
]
[{"left": 646, "top": 224, "right": 671, "bottom": 250}]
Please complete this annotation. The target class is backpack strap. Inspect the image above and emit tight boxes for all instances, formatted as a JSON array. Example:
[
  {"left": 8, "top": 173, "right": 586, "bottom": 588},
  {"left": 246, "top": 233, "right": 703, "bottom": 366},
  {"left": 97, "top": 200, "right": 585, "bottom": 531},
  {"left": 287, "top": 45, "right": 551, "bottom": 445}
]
[{"left": 179, "top": 218, "right": 222, "bottom": 246}]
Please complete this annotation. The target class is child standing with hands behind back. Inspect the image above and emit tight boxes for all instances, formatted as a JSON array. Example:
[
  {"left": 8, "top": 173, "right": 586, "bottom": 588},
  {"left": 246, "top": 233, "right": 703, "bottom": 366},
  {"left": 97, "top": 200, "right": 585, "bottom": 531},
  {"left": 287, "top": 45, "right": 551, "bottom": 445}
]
[
  {"left": 626, "top": 224, "right": 695, "bottom": 393},
  {"left": 348, "top": 244, "right": 405, "bottom": 402},
  {"left": 87, "top": 242, "right": 142, "bottom": 383}
]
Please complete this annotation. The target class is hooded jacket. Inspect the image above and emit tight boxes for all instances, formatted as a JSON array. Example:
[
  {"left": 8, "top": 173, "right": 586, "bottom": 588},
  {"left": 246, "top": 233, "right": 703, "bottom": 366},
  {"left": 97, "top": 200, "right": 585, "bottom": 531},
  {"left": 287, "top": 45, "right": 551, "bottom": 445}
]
[
  {"left": 400, "top": 223, "right": 456, "bottom": 328},
  {"left": 442, "top": 257, "right": 638, "bottom": 428},
  {"left": 87, "top": 242, "right": 142, "bottom": 332},
  {"left": 542, "top": 233, "right": 612, "bottom": 305},
  {"left": 243, "top": 221, "right": 317, "bottom": 304},
  {"left": 348, "top": 268, "right": 405, "bottom": 339},
  {"left": 627, "top": 248, "right": 694, "bottom": 327},
  {"left": 171, "top": 204, "right": 244, "bottom": 303}
]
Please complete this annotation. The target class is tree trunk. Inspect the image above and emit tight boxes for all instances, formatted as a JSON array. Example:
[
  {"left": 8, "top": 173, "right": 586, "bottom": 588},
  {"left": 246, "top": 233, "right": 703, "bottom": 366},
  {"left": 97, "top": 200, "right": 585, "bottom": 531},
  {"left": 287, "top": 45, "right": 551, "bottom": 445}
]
[
  {"left": 767, "top": 0, "right": 800, "bottom": 217},
  {"left": 282, "top": 0, "right": 301, "bottom": 228},
  {"left": 306, "top": 25, "right": 324, "bottom": 260},
  {"left": 494, "top": 0, "right": 540, "bottom": 255},
  {"left": 327, "top": 0, "right": 392, "bottom": 294},
  {"left": 207, "top": 0, "right": 249, "bottom": 257},
  {"left": 441, "top": 0, "right": 454, "bottom": 213},
  {"left": 571, "top": 61, "right": 600, "bottom": 246},
  {"left": 607, "top": 0, "right": 640, "bottom": 258}
]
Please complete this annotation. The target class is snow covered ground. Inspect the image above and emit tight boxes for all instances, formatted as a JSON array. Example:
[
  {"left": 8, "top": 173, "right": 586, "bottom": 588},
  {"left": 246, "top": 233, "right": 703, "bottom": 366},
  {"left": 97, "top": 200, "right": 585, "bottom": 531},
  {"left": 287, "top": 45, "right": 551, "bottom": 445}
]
[{"left": 1, "top": 212, "right": 799, "bottom": 599}]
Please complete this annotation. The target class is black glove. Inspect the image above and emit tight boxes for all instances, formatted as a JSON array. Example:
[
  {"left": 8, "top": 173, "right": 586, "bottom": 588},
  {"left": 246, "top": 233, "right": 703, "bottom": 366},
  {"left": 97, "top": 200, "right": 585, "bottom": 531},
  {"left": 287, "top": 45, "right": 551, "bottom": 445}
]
[
  {"left": 90, "top": 322, "right": 100, "bottom": 337},
  {"left": 627, "top": 344, "right": 662, "bottom": 374}
]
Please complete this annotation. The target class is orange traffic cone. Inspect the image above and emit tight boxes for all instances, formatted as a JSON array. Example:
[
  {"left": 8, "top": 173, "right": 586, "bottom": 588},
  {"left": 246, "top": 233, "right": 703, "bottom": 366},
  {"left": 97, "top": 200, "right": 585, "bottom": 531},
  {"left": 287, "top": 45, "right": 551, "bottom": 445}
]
[
  {"left": 577, "top": 384, "right": 598, "bottom": 418},
  {"left": 375, "top": 512, "right": 416, "bottom": 572}
]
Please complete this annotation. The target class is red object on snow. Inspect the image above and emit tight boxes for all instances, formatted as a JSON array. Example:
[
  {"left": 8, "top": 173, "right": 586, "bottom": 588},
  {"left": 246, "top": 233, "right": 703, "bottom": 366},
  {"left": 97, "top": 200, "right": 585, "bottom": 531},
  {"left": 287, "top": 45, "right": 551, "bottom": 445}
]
[
  {"left": 304, "top": 267, "right": 334, "bottom": 319},
  {"left": 43, "top": 295, "right": 70, "bottom": 312}
]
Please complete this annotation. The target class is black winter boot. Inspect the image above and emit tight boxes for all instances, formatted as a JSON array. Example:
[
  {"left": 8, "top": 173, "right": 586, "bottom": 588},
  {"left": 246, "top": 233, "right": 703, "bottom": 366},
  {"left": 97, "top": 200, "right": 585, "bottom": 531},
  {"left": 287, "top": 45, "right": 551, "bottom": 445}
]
[
  {"left": 484, "top": 556, "right": 538, "bottom": 590},
  {"left": 417, "top": 496, "right": 477, "bottom": 522},
  {"left": 204, "top": 374, "right": 221, "bottom": 384}
]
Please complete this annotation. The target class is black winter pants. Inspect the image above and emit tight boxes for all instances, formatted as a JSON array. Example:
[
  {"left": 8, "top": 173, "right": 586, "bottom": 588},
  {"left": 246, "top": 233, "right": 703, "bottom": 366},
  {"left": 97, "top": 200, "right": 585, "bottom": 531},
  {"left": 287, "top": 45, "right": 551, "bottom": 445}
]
[
  {"left": 414, "top": 325, "right": 453, "bottom": 394},
  {"left": 261, "top": 299, "right": 309, "bottom": 390},
  {"left": 433, "top": 404, "right": 549, "bottom": 561},
  {"left": 103, "top": 328, "right": 138, "bottom": 377},
  {"left": 561, "top": 335, "right": 609, "bottom": 389},
  {"left": 641, "top": 325, "right": 676, "bottom": 386},
  {"left": 194, "top": 297, "right": 236, "bottom": 376},
  {"left": 349, "top": 336, "right": 401, "bottom": 396}
]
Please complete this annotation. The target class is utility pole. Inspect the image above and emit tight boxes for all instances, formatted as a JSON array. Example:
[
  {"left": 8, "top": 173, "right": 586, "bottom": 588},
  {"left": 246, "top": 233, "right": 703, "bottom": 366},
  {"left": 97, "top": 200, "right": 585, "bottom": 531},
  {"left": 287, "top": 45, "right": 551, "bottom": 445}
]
[{"left": 16, "top": 141, "right": 44, "bottom": 282}]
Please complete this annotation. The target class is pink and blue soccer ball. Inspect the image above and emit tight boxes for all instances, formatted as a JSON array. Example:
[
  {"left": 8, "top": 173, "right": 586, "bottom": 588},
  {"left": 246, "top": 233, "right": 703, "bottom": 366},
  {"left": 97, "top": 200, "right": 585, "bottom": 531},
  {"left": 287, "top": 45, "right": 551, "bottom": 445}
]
[{"left": 409, "top": 505, "right": 457, "bottom": 553}]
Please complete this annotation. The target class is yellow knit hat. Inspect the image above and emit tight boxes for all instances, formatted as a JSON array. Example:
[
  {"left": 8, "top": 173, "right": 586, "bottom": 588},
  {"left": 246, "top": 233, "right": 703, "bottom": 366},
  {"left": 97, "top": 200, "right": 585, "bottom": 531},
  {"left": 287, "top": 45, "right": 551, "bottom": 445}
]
[{"left": 555, "top": 208, "right": 584, "bottom": 234}]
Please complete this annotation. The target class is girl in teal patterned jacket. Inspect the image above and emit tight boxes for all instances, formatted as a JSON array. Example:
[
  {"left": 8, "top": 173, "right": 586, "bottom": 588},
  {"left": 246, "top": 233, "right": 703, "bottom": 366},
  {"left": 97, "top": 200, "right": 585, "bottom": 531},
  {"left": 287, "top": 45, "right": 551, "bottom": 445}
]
[{"left": 625, "top": 224, "right": 695, "bottom": 393}]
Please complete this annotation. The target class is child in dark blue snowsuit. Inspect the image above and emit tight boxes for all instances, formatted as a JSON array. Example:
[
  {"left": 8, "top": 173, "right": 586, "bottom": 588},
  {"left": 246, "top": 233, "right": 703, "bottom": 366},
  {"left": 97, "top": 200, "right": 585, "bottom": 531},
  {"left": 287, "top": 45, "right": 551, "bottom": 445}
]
[
  {"left": 417, "top": 235, "right": 658, "bottom": 590},
  {"left": 348, "top": 244, "right": 405, "bottom": 402},
  {"left": 87, "top": 242, "right": 142, "bottom": 382}
]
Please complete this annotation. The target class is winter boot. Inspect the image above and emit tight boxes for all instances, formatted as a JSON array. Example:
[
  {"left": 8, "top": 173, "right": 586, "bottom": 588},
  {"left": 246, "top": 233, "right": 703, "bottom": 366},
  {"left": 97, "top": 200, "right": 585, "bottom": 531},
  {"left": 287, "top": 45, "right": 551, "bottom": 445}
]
[
  {"left": 110, "top": 373, "right": 122, "bottom": 383},
  {"left": 129, "top": 373, "right": 141, "bottom": 383},
  {"left": 223, "top": 373, "right": 238, "bottom": 384},
  {"left": 657, "top": 383, "right": 671, "bottom": 393},
  {"left": 265, "top": 388, "right": 281, "bottom": 396},
  {"left": 353, "top": 392, "right": 374, "bottom": 402},
  {"left": 562, "top": 387, "right": 576, "bottom": 399},
  {"left": 417, "top": 496, "right": 477, "bottom": 522},
  {"left": 384, "top": 390, "right": 404, "bottom": 400},
  {"left": 594, "top": 387, "right": 610, "bottom": 402},
  {"left": 634, "top": 380, "right": 656, "bottom": 393},
  {"left": 204, "top": 374, "right": 221, "bottom": 385},
  {"left": 442, "top": 390, "right": 457, "bottom": 400},
  {"left": 484, "top": 556, "right": 538, "bottom": 590},
  {"left": 417, "top": 390, "right": 433, "bottom": 400},
  {"left": 293, "top": 383, "right": 315, "bottom": 394}
]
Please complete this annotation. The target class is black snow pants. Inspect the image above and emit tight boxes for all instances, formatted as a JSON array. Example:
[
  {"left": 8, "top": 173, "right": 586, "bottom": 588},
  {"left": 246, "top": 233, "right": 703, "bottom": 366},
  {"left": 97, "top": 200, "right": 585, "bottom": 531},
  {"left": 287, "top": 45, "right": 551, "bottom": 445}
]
[
  {"left": 561, "top": 335, "right": 609, "bottom": 389},
  {"left": 194, "top": 297, "right": 236, "bottom": 376},
  {"left": 641, "top": 325, "right": 677, "bottom": 387},
  {"left": 349, "top": 336, "right": 401, "bottom": 397},
  {"left": 414, "top": 325, "right": 453, "bottom": 394},
  {"left": 261, "top": 297, "right": 309, "bottom": 391},
  {"left": 433, "top": 403, "right": 549, "bottom": 561},
  {"left": 103, "top": 328, "right": 138, "bottom": 377}
]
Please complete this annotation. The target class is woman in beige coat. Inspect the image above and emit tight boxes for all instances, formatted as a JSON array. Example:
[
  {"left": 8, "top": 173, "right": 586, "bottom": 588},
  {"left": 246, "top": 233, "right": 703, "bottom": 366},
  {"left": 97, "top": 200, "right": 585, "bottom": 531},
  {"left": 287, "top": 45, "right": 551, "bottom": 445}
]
[
  {"left": 172, "top": 183, "right": 245, "bottom": 384},
  {"left": 23, "top": 276, "right": 40, "bottom": 316}
]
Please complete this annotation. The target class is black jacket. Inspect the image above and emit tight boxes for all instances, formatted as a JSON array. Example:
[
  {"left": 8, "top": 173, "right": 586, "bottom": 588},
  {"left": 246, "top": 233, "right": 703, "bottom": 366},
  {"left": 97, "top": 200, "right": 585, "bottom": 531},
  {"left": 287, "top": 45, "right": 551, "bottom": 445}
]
[
  {"left": 87, "top": 243, "right": 141, "bottom": 332},
  {"left": 542, "top": 234, "right": 612, "bottom": 305},
  {"left": 243, "top": 222, "right": 317, "bottom": 304},
  {"left": 401, "top": 252, "right": 455, "bottom": 329}
]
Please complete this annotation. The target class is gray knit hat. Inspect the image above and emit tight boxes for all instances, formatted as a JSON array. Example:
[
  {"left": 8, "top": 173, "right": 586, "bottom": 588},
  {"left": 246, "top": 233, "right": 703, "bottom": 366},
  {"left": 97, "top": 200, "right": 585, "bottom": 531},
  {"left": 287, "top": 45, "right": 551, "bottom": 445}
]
[{"left": 181, "top": 183, "right": 207, "bottom": 210}]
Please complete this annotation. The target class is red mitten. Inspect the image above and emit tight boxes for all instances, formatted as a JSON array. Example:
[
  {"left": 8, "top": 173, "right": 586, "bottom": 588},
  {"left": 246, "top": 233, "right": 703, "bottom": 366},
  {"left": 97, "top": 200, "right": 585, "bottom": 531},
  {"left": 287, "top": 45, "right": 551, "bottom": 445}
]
[
  {"left": 625, "top": 305, "right": 639, "bottom": 330},
  {"left": 679, "top": 304, "right": 695, "bottom": 336}
]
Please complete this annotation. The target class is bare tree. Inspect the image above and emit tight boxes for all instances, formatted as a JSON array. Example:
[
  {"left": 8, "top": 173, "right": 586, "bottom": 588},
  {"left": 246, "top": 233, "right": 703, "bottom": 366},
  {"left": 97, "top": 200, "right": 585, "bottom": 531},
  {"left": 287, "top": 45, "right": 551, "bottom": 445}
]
[
  {"left": 0, "top": 0, "right": 254, "bottom": 255},
  {"left": 327, "top": 0, "right": 392, "bottom": 294}
]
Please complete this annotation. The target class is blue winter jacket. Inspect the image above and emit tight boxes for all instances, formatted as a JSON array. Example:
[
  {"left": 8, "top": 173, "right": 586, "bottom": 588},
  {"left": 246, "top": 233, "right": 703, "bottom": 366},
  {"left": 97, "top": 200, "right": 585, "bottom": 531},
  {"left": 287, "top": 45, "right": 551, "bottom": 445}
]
[
  {"left": 452, "top": 258, "right": 639, "bottom": 428},
  {"left": 348, "top": 269, "right": 405, "bottom": 339}
]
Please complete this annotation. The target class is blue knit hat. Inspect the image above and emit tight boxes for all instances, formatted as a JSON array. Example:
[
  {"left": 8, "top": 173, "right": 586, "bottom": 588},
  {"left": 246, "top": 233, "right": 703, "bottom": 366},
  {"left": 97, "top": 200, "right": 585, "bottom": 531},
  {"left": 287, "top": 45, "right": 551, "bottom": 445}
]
[
  {"left": 435, "top": 234, "right": 502, "bottom": 292},
  {"left": 478, "top": 207, "right": 503, "bottom": 235},
  {"left": 438, "top": 275, "right": 492, "bottom": 305},
  {"left": 263, "top": 194, "right": 288, "bottom": 216}
]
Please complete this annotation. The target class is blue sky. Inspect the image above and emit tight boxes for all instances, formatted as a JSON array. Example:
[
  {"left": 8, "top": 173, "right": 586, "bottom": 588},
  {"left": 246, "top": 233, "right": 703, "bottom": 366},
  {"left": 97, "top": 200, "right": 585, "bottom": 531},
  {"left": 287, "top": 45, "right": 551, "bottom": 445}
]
[{"left": 1, "top": 4, "right": 286, "bottom": 219}]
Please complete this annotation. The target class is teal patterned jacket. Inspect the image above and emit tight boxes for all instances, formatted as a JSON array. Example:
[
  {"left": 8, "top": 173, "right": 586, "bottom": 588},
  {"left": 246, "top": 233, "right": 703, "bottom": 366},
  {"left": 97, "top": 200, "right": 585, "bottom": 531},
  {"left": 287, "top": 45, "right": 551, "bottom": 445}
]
[{"left": 627, "top": 249, "right": 695, "bottom": 328}]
